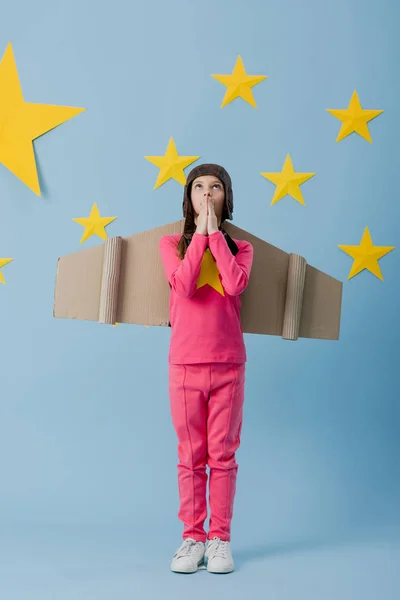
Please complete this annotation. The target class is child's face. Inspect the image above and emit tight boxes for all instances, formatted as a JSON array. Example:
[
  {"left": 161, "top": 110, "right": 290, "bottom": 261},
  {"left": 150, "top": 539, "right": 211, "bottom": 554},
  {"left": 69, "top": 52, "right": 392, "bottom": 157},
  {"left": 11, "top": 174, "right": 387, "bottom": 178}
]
[{"left": 191, "top": 175, "right": 225, "bottom": 223}]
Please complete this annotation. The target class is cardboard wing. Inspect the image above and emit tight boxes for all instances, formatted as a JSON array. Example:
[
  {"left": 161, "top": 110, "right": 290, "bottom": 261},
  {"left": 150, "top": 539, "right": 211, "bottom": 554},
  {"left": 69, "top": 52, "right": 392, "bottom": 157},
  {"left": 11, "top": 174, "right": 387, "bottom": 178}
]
[{"left": 53, "top": 219, "right": 343, "bottom": 340}]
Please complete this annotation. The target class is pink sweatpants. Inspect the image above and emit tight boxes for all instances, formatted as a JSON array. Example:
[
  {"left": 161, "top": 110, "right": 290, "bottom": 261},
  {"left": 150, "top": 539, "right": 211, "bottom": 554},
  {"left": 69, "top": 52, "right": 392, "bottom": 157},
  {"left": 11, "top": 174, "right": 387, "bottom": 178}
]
[{"left": 168, "top": 362, "right": 245, "bottom": 543}]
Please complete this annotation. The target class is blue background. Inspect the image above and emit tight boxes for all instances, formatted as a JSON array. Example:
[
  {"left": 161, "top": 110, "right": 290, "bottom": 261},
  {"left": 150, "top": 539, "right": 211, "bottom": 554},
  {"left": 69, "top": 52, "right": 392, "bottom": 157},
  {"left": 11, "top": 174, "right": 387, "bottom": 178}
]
[{"left": 0, "top": 0, "right": 399, "bottom": 598}]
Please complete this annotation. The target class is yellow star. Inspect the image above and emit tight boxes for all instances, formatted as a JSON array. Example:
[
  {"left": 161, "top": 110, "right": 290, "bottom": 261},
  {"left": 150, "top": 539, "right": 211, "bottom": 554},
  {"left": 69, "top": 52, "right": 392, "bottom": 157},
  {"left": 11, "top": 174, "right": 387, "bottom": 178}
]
[
  {"left": 260, "top": 154, "right": 315, "bottom": 206},
  {"left": 0, "top": 42, "right": 85, "bottom": 195},
  {"left": 211, "top": 55, "right": 267, "bottom": 108},
  {"left": 0, "top": 257, "right": 13, "bottom": 284},
  {"left": 72, "top": 203, "right": 117, "bottom": 244},
  {"left": 196, "top": 249, "right": 225, "bottom": 296},
  {"left": 326, "top": 90, "right": 383, "bottom": 143},
  {"left": 338, "top": 227, "right": 395, "bottom": 280},
  {"left": 144, "top": 137, "right": 199, "bottom": 189}
]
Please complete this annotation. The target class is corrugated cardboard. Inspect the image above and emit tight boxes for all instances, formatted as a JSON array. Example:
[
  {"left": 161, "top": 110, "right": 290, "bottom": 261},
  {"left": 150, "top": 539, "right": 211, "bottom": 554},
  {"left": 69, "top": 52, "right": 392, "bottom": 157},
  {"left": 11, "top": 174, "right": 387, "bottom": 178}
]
[{"left": 53, "top": 219, "right": 343, "bottom": 341}]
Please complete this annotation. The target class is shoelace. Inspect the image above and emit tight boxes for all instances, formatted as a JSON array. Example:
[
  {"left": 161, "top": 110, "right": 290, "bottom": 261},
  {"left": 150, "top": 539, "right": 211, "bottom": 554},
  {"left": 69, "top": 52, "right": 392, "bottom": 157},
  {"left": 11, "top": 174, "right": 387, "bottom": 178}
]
[
  {"left": 206, "top": 537, "right": 229, "bottom": 560},
  {"left": 175, "top": 539, "right": 202, "bottom": 558}
]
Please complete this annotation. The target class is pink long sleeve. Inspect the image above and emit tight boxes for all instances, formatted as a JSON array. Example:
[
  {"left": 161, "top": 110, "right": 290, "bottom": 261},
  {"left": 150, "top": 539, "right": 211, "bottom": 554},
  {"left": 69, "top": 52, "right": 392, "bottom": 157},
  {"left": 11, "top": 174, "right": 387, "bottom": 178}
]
[
  {"left": 159, "top": 231, "right": 253, "bottom": 364},
  {"left": 159, "top": 232, "right": 208, "bottom": 298},
  {"left": 208, "top": 231, "right": 253, "bottom": 296}
]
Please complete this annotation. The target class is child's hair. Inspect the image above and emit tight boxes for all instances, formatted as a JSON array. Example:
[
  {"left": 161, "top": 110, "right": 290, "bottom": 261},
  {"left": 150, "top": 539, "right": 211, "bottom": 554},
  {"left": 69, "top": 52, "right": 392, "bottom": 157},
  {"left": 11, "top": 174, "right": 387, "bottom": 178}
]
[{"left": 177, "top": 163, "right": 239, "bottom": 260}]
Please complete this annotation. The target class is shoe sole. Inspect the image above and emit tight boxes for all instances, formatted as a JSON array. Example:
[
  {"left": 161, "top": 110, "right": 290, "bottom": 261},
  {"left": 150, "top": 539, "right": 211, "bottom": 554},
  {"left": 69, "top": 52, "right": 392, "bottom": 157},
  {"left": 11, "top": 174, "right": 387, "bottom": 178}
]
[
  {"left": 170, "top": 558, "right": 205, "bottom": 574},
  {"left": 206, "top": 564, "right": 235, "bottom": 574}
]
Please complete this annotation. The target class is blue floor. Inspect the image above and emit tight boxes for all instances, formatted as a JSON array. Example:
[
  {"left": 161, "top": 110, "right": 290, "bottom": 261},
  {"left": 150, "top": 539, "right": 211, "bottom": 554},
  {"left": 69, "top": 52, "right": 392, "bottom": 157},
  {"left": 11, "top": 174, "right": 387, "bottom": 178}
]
[{"left": 1, "top": 525, "right": 399, "bottom": 599}]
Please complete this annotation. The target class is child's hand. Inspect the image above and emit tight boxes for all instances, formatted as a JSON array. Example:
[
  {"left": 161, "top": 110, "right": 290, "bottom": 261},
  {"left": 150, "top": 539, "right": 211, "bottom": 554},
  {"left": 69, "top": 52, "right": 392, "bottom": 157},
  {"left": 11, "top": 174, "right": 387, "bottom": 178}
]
[
  {"left": 195, "top": 198, "right": 208, "bottom": 235},
  {"left": 207, "top": 198, "right": 219, "bottom": 234}
]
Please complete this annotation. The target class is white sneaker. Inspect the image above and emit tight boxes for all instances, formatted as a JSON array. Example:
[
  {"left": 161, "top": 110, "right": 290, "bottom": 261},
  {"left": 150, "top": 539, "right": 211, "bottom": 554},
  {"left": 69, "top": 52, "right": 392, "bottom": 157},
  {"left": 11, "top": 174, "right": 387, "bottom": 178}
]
[
  {"left": 170, "top": 538, "right": 205, "bottom": 573},
  {"left": 205, "top": 536, "right": 235, "bottom": 573}
]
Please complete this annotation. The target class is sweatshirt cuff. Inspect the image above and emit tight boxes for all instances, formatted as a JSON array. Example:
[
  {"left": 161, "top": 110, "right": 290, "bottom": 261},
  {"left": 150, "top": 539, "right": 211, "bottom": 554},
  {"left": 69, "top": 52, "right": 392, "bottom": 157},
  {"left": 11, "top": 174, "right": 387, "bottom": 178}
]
[
  {"left": 192, "top": 232, "right": 209, "bottom": 247},
  {"left": 208, "top": 230, "right": 224, "bottom": 244}
]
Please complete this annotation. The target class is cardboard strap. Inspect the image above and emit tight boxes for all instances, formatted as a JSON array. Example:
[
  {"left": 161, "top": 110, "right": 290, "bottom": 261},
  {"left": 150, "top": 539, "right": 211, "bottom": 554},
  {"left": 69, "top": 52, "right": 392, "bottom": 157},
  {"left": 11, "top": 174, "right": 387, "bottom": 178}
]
[
  {"left": 98, "top": 236, "right": 122, "bottom": 324},
  {"left": 282, "top": 253, "right": 307, "bottom": 341}
]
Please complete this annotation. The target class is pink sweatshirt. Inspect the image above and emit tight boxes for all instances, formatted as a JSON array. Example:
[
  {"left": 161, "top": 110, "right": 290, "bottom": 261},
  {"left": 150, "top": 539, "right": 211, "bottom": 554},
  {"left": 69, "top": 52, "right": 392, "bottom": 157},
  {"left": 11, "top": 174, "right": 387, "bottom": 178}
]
[{"left": 159, "top": 230, "right": 254, "bottom": 364}]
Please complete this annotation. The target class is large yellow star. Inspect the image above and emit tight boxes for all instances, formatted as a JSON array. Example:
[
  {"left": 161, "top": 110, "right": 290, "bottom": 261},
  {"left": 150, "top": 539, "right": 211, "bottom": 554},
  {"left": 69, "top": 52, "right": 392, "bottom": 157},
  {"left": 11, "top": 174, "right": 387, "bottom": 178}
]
[
  {"left": 211, "top": 55, "right": 267, "bottom": 108},
  {"left": 72, "top": 203, "right": 117, "bottom": 244},
  {"left": 326, "top": 90, "right": 383, "bottom": 143},
  {"left": 144, "top": 137, "right": 199, "bottom": 189},
  {"left": 196, "top": 249, "right": 225, "bottom": 296},
  {"left": 0, "top": 257, "right": 13, "bottom": 284},
  {"left": 260, "top": 154, "right": 315, "bottom": 206},
  {"left": 0, "top": 42, "right": 85, "bottom": 195},
  {"left": 338, "top": 227, "right": 395, "bottom": 280}
]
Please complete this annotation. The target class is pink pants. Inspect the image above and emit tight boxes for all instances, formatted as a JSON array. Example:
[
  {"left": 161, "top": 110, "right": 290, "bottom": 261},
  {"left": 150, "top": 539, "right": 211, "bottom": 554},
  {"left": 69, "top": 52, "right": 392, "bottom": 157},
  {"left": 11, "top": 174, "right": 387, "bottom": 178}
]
[{"left": 168, "top": 362, "right": 245, "bottom": 543}]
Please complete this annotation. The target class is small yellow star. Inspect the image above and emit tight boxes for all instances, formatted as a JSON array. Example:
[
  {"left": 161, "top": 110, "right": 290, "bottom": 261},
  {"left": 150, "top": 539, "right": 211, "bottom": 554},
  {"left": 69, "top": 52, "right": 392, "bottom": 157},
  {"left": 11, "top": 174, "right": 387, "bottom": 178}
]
[
  {"left": 211, "top": 55, "right": 267, "bottom": 108},
  {"left": 0, "top": 42, "right": 85, "bottom": 195},
  {"left": 326, "top": 90, "right": 383, "bottom": 143},
  {"left": 0, "top": 257, "right": 13, "bottom": 284},
  {"left": 72, "top": 202, "right": 117, "bottom": 244},
  {"left": 196, "top": 249, "right": 225, "bottom": 296},
  {"left": 338, "top": 227, "right": 395, "bottom": 280},
  {"left": 260, "top": 154, "right": 315, "bottom": 206},
  {"left": 144, "top": 137, "right": 199, "bottom": 188}
]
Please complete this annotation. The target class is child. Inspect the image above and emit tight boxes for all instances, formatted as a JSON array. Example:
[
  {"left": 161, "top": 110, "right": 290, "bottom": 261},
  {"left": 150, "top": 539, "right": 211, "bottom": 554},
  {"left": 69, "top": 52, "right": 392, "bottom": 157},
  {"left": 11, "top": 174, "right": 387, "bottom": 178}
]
[{"left": 159, "top": 163, "right": 254, "bottom": 574}]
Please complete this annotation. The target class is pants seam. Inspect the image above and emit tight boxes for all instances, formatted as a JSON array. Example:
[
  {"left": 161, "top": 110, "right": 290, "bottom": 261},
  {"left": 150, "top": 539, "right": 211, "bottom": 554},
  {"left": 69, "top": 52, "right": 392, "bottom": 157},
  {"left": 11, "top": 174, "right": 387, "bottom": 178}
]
[
  {"left": 182, "top": 365, "right": 196, "bottom": 535},
  {"left": 222, "top": 363, "right": 238, "bottom": 532}
]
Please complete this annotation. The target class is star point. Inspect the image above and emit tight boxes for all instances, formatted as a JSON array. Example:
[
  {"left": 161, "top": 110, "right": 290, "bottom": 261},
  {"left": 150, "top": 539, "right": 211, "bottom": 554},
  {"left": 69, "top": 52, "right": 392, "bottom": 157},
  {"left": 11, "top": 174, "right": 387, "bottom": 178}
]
[
  {"left": 0, "top": 257, "right": 13, "bottom": 284},
  {"left": 72, "top": 202, "right": 117, "bottom": 244},
  {"left": 144, "top": 137, "right": 199, "bottom": 188},
  {"left": 338, "top": 226, "right": 395, "bottom": 280},
  {"left": 326, "top": 90, "right": 383, "bottom": 143},
  {"left": 196, "top": 249, "right": 225, "bottom": 295},
  {"left": 211, "top": 55, "right": 267, "bottom": 108},
  {"left": 260, "top": 154, "right": 315, "bottom": 205},
  {"left": 0, "top": 42, "right": 85, "bottom": 195}
]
